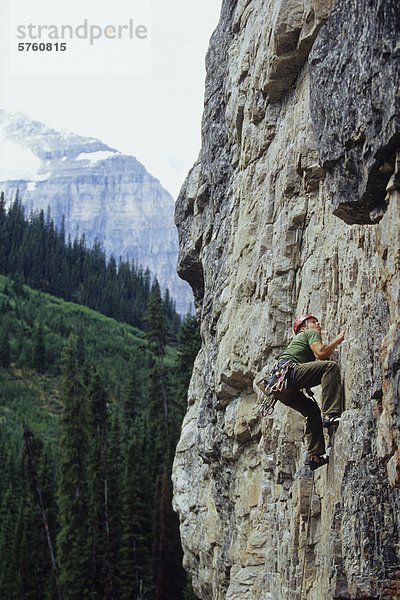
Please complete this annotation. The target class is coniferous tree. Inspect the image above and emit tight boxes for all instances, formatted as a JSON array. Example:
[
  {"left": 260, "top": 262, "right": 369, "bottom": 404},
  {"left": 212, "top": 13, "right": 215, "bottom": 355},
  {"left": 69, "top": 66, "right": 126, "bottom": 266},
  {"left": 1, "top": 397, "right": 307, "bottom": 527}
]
[
  {"left": 86, "top": 366, "right": 114, "bottom": 599},
  {"left": 176, "top": 316, "right": 201, "bottom": 382},
  {"left": 56, "top": 336, "right": 91, "bottom": 599},
  {"left": 153, "top": 466, "right": 186, "bottom": 600},
  {"left": 7, "top": 193, "right": 26, "bottom": 275},
  {"left": 146, "top": 362, "right": 170, "bottom": 478},
  {"left": 141, "top": 268, "right": 152, "bottom": 324},
  {"left": 0, "top": 194, "right": 182, "bottom": 334},
  {"left": 0, "top": 324, "right": 11, "bottom": 367},
  {"left": 107, "top": 408, "right": 123, "bottom": 592},
  {"left": 145, "top": 279, "right": 169, "bottom": 423},
  {"left": 119, "top": 423, "right": 152, "bottom": 599},
  {"left": 146, "top": 356, "right": 186, "bottom": 599},
  {"left": 122, "top": 354, "right": 144, "bottom": 432},
  {"left": 142, "top": 279, "right": 195, "bottom": 599},
  {"left": 0, "top": 432, "right": 24, "bottom": 599},
  {"left": 32, "top": 319, "right": 46, "bottom": 373},
  {"left": 175, "top": 314, "right": 201, "bottom": 409},
  {"left": 0, "top": 229, "right": 194, "bottom": 599},
  {"left": 145, "top": 279, "right": 168, "bottom": 358},
  {"left": 163, "top": 288, "right": 181, "bottom": 341},
  {"left": 23, "top": 425, "right": 62, "bottom": 600},
  {"left": 75, "top": 326, "right": 87, "bottom": 372}
]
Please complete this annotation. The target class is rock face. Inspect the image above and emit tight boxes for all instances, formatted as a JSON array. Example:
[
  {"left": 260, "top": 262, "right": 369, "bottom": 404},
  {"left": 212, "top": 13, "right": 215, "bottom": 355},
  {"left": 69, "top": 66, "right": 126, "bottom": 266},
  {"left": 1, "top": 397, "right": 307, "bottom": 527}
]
[
  {"left": 309, "top": 0, "right": 400, "bottom": 225},
  {"left": 0, "top": 110, "right": 192, "bottom": 314},
  {"left": 173, "top": 1, "right": 400, "bottom": 598}
]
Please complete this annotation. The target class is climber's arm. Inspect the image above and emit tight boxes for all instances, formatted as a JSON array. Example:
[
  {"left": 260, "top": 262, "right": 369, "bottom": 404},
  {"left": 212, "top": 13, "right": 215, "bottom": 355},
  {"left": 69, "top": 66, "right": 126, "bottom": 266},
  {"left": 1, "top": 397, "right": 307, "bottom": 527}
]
[{"left": 310, "top": 331, "right": 345, "bottom": 360}]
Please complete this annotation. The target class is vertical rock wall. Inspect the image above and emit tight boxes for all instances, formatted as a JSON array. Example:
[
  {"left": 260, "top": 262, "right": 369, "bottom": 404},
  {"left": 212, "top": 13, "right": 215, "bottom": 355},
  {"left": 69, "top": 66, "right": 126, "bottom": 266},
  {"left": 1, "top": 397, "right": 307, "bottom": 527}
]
[{"left": 173, "top": 1, "right": 400, "bottom": 598}]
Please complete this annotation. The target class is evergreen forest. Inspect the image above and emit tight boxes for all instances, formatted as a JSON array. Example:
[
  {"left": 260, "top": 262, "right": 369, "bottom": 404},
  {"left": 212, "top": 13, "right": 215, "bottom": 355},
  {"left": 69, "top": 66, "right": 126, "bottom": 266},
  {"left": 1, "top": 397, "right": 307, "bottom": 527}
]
[
  {"left": 0, "top": 194, "right": 201, "bottom": 599},
  {"left": 0, "top": 193, "right": 181, "bottom": 335}
]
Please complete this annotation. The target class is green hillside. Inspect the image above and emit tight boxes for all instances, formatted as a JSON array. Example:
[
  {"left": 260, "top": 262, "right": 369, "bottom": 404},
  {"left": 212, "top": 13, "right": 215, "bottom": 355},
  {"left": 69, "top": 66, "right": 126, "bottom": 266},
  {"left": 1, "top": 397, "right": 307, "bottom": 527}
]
[
  {"left": 0, "top": 194, "right": 182, "bottom": 336},
  {"left": 0, "top": 273, "right": 176, "bottom": 404},
  {"left": 0, "top": 273, "right": 200, "bottom": 599}
]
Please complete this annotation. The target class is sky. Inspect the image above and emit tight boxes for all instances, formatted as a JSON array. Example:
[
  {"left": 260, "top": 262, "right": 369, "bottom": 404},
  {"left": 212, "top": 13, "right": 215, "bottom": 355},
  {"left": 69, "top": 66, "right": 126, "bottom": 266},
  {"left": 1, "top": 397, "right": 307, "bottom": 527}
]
[{"left": 0, "top": 0, "right": 222, "bottom": 199}]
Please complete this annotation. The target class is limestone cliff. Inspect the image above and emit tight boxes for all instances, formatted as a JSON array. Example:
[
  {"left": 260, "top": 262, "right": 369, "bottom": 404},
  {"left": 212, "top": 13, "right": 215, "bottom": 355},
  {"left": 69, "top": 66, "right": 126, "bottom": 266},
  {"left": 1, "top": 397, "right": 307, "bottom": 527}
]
[{"left": 173, "top": 1, "right": 400, "bottom": 598}]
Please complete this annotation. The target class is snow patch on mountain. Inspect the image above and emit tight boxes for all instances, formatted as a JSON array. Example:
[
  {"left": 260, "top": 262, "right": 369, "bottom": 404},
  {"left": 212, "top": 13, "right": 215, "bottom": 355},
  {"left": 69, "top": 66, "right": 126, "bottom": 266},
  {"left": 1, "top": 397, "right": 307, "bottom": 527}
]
[
  {"left": 0, "top": 138, "right": 47, "bottom": 182},
  {"left": 76, "top": 150, "right": 118, "bottom": 164}
]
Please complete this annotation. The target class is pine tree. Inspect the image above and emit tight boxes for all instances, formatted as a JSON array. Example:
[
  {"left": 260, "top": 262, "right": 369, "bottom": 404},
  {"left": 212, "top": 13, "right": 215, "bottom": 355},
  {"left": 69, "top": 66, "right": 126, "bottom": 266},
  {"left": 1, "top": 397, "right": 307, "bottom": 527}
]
[
  {"left": 122, "top": 354, "right": 143, "bottom": 432},
  {"left": 23, "top": 425, "right": 62, "bottom": 600},
  {"left": 176, "top": 315, "right": 201, "bottom": 377},
  {"left": 32, "top": 320, "right": 46, "bottom": 373},
  {"left": 146, "top": 359, "right": 187, "bottom": 600},
  {"left": 118, "top": 423, "right": 152, "bottom": 599},
  {"left": 146, "top": 312, "right": 199, "bottom": 600},
  {"left": 145, "top": 279, "right": 168, "bottom": 359},
  {"left": 107, "top": 408, "right": 123, "bottom": 592},
  {"left": 175, "top": 314, "right": 201, "bottom": 405},
  {"left": 6, "top": 193, "right": 26, "bottom": 276},
  {"left": 153, "top": 466, "right": 186, "bottom": 600},
  {"left": 0, "top": 193, "right": 182, "bottom": 332},
  {"left": 86, "top": 365, "right": 114, "bottom": 599},
  {"left": 0, "top": 324, "right": 11, "bottom": 367},
  {"left": 145, "top": 280, "right": 169, "bottom": 422},
  {"left": 56, "top": 336, "right": 91, "bottom": 599},
  {"left": 0, "top": 432, "right": 24, "bottom": 599}
]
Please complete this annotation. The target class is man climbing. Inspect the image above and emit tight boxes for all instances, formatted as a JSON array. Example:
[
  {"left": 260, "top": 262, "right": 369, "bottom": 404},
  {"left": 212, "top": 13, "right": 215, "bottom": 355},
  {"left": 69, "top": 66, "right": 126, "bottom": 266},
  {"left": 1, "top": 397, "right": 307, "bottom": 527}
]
[{"left": 272, "top": 314, "right": 345, "bottom": 471}]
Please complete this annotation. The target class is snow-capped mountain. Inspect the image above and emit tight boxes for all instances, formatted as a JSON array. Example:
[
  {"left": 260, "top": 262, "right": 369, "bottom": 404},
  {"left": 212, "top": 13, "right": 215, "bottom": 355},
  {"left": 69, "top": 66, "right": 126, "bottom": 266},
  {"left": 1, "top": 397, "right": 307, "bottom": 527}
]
[{"left": 0, "top": 110, "right": 192, "bottom": 314}]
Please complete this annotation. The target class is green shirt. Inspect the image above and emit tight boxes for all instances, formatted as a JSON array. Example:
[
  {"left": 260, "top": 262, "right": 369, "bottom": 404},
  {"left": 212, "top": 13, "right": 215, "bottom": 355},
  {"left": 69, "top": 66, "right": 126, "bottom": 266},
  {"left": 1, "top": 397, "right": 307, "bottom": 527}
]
[{"left": 279, "top": 329, "right": 322, "bottom": 364}]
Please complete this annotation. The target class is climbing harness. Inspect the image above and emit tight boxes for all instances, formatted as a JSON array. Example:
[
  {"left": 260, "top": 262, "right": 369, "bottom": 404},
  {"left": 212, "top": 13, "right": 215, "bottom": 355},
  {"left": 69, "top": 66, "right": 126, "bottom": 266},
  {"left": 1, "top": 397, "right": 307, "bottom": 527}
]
[
  {"left": 255, "top": 360, "right": 296, "bottom": 416},
  {"left": 266, "top": 360, "right": 297, "bottom": 393},
  {"left": 298, "top": 471, "right": 315, "bottom": 600},
  {"left": 255, "top": 361, "right": 316, "bottom": 416}
]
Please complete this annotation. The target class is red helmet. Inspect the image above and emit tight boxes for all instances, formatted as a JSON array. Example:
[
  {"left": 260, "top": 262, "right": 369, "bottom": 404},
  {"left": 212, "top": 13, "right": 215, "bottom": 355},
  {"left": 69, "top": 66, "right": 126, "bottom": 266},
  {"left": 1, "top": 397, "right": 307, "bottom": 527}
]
[{"left": 293, "top": 314, "right": 317, "bottom": 334}]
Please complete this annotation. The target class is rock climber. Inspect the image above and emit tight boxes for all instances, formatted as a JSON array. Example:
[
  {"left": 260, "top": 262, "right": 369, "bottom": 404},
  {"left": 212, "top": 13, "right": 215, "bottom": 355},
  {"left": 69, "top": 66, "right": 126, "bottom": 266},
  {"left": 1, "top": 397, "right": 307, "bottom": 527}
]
[{"left": 272, "top": 314, "right": 345, "bottom": 471}]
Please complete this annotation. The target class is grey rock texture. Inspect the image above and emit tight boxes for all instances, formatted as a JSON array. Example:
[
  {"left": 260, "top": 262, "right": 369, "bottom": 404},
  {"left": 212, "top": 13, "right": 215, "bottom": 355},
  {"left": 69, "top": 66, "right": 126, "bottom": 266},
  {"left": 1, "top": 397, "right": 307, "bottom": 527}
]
[
  {"left": 0, "top": 110, "right": 192, "bottom": 314},
  {"left": 173, "top": 0, "right": 400, "bottom": 598},
  {"left": 309, "top": 0, "right": 400, "bottom": 225}
]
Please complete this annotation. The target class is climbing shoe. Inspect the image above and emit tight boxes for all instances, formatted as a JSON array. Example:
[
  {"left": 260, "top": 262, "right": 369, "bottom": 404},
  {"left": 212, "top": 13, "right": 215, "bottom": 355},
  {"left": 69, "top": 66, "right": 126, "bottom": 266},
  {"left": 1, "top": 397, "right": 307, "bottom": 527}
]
[
  {"left": 322, "top": 415, "right": 341, "bottom": 429},
  {"left": 307, "top": 454, "right": 329, "bottom": 471}
]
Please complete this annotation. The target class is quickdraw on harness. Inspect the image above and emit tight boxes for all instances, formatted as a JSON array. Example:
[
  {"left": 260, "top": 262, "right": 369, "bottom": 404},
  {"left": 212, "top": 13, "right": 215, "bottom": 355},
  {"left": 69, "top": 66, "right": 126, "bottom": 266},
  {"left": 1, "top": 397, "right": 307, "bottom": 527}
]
[
  {"left": 267, "top": 360, "right": 296, "bottom": 393},
  {"left": 255, "top": 360, "right": 296, "bottom": 416},
  {"left": 255, "top": 360, "right": 317, "bottom": 417}
]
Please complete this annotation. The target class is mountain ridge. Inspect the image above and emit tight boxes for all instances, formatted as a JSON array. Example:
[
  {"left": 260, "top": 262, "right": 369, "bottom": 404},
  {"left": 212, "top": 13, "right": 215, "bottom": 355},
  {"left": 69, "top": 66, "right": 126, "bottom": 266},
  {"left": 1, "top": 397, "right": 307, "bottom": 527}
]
[{"left": 0, "top": 109, "right": 192, "bottom": 314}]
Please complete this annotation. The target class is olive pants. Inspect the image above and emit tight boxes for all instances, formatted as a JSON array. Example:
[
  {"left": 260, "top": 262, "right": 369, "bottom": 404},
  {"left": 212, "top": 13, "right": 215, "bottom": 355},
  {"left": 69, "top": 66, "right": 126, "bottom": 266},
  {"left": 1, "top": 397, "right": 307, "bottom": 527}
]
[{"left": 273, "top": 360, "right": 343, "bottom": 456}]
